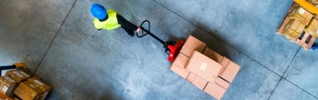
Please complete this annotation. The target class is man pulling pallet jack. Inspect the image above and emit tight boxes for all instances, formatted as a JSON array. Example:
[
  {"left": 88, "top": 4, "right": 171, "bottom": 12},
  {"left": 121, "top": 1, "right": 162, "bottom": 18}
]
[{"left": 90, "top": 3, "right": 184, "bottom": 62}]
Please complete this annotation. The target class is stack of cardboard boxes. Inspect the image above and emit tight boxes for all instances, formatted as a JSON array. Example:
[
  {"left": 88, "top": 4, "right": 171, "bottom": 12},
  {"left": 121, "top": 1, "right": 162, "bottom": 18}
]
[
  {"left": 170, "top": 35, "right": 241, "bottom": 100},
  {"left": 277, "top": 3, "right": 318, "bottom": 50},
  {"left": 0, "top": 63, "right": 53, "bottom": 100}
]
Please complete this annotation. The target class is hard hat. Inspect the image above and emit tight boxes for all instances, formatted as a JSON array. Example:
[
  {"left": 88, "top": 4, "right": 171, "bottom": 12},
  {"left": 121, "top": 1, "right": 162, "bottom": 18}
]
[{"left": 90, "top": 3, "right": 107, "bottom": 20}]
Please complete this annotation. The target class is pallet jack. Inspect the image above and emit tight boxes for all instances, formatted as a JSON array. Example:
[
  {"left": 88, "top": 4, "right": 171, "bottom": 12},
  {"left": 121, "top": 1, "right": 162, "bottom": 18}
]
[
  {"left": 0, "top": 62, "right": 29, "bottom": 76},
  {"left": 136, "top": 20, "right": 184, "bottom": 62}
]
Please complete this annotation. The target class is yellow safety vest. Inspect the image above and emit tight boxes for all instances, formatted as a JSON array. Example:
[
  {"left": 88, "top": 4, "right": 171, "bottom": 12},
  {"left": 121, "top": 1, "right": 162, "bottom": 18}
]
[{"left": 93, "top": 10, "right": 121, "bottom": 30}]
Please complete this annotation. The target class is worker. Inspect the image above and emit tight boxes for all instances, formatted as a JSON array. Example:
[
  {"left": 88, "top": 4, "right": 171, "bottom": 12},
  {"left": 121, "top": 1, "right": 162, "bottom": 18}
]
[{"left": 90, "top": 3, "right": 141, "bottom": 37}]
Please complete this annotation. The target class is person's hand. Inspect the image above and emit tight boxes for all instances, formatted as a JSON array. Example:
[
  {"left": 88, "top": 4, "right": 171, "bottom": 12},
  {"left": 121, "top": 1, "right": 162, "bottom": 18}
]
[{"left": 136, "top": 27, "right": 141, "bottom": 33}]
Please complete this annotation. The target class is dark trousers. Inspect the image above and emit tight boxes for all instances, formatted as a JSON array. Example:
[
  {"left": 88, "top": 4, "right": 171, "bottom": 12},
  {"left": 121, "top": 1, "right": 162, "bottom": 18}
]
[{"left": 122, "top": 27, "right": 134, "bottom": 37}]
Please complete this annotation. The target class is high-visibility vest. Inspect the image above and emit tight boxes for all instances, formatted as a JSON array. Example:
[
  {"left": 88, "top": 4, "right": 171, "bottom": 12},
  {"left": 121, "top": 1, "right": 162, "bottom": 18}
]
[{"left": 93, "top": 10, "right": 121, "bottom": 30}]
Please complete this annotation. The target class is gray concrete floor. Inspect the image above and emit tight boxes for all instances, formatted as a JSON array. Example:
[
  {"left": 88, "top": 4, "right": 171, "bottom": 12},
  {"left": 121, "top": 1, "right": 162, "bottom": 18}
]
[{"left": 0, "top": 0, "right": 317, "bottom": 100}]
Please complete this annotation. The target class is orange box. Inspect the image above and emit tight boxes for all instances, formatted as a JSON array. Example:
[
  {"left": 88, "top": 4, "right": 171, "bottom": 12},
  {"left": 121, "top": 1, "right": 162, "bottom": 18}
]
[
  {"left": 0, "top": 76, "right": 17, "bottom": 96},
  {"left": 180, "top": 35, "right": 206, "bottom": 57},
  {"left": 219, "top": 61, "right": 241, "bottom": 83},
  {"left": 17, "top": 71, "right": 31, "bottom": 78},
  {"left": 215, "top": 77, "right": 230, "bottom": 89},
  {"left": 14, "top": 81, "right": 43, "bottom": 100},
  {"left": 186, "top": 73, "right": 208, "bottom": 90},
  {"left": 170, "top": 65, "right": 190, "bottom": 79},
  {"left": 172, "top": 53, "right": 190, "bottom": 69},
  {"left": 305, "top": 18, "right": 318, "bottom": 37},
  {"left": 186, "top": 51, "right": 222, "bottom": 82},
  {"left": 204, "top": 82, "right": 226, "bottom": 100},
  {"left": 5, "top": 70, "right": 29, "bottom": 83},
  {"left": 283, "top": 19, "right": 306, "bottom": 39},
  {"left": 202, "top": 47, "right": 223, "bottom": 63},
  {"left": 27, "top": 78, "right": 53, "bottom": 100},
  {"left": 289, "top": 6, "right": 313, "bottom": 25},
  {"left": 0, "top": 93, "right": 12, "bottom": 100}
]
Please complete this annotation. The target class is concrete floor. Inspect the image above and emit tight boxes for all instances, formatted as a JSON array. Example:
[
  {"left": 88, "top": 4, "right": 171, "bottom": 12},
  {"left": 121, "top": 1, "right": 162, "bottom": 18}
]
[{"left": 0, "top": 0, "right": 317, "bottom": 100}]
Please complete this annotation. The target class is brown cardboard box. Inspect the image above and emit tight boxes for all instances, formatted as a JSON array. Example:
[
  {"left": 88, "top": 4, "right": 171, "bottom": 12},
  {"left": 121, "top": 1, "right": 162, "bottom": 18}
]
[
  {"left": 289, "top": 6, "right": 313, "bottom": 25},
  {"left": 17, "top": 71, "right": 31, "bottom": 78},
  {"left": 172, "top": 53, "right": 190, "bottom": 69},
  {"left": 186, "top": 51, "right": 222, "bottom": 82},
  {"left": 0, "top": 76, "right": 17, "bottom": 96},
  {"left": 186, "top": 73, "right": 208, "bottom": 90},
  {"left": 180, "top": 35, "right": 206, "bottom": 57},
  {"left": 215, "top": 77, "right": 230, "bottom": 89},
  {"left": 12, "top": 96, "right": 20, "bottom": 100},
  {"left": 0, "top": 93, "right": 12, "bottom": 100},
  {"left": 283, "top": 19, "right": 306, "bottom": 39},
  {"left": 170, "top": 52, "right": 191, "bottom": 79},
  {"left": 219, "top": 61, "right": 241, "bottom": 83},
  {"left": 202, "top": 47, "right": 223, "bottom": 63},
  {"left": 14, "top": 81, "right": 42, "bottom": 100},
  {"left": 5, "top": 70, "right": 29, "bottom": 83},
  {"left": 192, "top": 76, "right": 208, "bottom": 90},
  {"left": 204, "top": 82, "right": 226, "bottom": 100},
  {"left": 27, "top": 78, "right": 53, "bottom": 100},
  {"left": 27, "top": 78, "right": 52, "bottom": 92},
  {"left": 170, "top": 65, "right": 190, "bottom": 79},
  {"left": 219, "top": 57, "right": 230, "bottom": 76},
  {"left": 305, "top": 18, "right": 318, "bottom": 37},
  {"left": 186, "top": 73, "right": 196, "bottom": 82}
]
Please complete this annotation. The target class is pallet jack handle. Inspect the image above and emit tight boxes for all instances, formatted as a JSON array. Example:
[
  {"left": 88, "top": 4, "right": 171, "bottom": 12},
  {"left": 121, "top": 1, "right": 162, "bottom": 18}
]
[
  {"left": 136, "top": 20, "right": 185, "bottom": 62},
  {"left": 137, "top": 20, "right": 166, "bottom": 45}
]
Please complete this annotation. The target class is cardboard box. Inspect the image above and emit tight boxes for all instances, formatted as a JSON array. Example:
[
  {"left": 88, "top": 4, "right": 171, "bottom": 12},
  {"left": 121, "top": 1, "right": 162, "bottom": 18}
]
[
  {"left": 204, "top": 82, "right": 226, "bottom": 100},
  {"left": 215, "top": 77, "right": 230, "bottom": 89},
  {"left": 172, "top": 53, "right": 190, "bottom": 69},
  {"left": 186, "top": 51, "right": 222, "bottom": 82},
  {"left": 305, "top": 18, "right": 318, "bottom": 37},
  {"left": 219, "top": 61, "right": 241, "bottom": 83},
  {"left": 202, "top": 47, "right": 223, "bottom": 63},
  {"left": 186, "top": 73, "right": 208, "bottom": 90},
  {"left": 17, "top": 71, "right": 31, "bottom": 78},
  {"left": 289, "top": 6, "right": 313, "bottom": 25},
  {"left": 27, "top": 78, "right": 52, "bottom": 93},
  {"left": 283, "top": 19, "right": 306, "bottom": 39},
  {"left": 186, "top": 73, "right": 196, "bottom": 82},
  {"left": 12, "top": 96, "right": 20, "bottom": 100},
  {"left": 5, "top": 70, "right": 29, "bottom": 83},
  {"left": 180, "top": 35, "right": 206, "bottom": 57},
  {"left": 0, "top": 76, "right": 17, "bottom": 96},
  {"left": 27, "top": 78, "right": 52, "bottom": 100},
  {"left": 219, "top": 57, "right": 230, "bottom": 75},
  {"left": 14, "top": 81, "right": 43, "bottom": 100},
  {"left": 170, "top": 65, "right": 190, "bottom": 79},
  {"left": 0, "top": 93, "right": 12, "bottom": 100}
]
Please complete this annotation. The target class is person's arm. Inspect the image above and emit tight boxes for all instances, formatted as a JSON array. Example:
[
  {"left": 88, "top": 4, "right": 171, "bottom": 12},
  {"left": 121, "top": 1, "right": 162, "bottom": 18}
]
[{"left": 116, "top": 14, "right": 140, "bottom": 31}]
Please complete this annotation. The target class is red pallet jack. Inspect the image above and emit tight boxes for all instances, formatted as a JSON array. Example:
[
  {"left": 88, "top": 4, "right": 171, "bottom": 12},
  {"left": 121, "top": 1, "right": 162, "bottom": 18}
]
[{"left": 136, "top": 20, "right": 184, "bottom": 62}]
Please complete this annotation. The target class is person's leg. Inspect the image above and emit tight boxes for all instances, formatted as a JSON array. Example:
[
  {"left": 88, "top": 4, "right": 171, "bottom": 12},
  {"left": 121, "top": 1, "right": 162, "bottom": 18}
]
[{"left": 122, "top": 27, "right": 135, "bottom": 37}]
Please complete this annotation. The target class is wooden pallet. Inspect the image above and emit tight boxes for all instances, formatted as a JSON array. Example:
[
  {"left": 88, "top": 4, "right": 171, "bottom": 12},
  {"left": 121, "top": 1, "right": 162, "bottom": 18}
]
[{"left": 296, "top": 32, "right": 317, "bottom": 50}]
